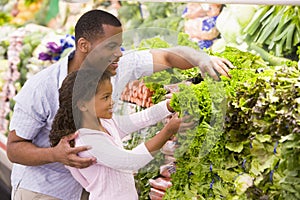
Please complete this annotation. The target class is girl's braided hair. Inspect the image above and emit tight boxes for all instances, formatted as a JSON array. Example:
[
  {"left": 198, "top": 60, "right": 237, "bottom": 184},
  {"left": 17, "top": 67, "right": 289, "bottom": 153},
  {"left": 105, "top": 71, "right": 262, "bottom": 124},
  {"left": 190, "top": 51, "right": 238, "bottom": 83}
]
[{"left": 49, "top": 68, "right": 111, "bottom": 147}]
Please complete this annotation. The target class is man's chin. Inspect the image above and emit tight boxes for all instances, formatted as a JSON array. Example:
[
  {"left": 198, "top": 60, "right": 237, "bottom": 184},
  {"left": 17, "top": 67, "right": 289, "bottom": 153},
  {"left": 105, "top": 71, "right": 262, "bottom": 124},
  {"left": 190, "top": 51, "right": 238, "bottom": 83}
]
[{"left": 106, "top": 70, "right": 117, "bottom": 76}]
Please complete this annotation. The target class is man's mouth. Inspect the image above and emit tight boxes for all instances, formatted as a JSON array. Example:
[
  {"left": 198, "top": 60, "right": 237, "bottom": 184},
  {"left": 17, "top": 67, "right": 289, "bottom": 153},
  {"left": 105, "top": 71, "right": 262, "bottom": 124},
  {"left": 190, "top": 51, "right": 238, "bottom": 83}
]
[{"left": 109, "top": 61, "right": 118, "bottom": 69}]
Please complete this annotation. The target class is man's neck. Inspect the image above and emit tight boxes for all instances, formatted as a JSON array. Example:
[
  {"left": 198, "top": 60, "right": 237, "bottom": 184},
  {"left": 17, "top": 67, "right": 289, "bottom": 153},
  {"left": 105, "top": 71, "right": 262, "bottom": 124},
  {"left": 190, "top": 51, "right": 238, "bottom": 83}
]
[{"left": 68, "top": 51, "right": 85, "bottom": 73}]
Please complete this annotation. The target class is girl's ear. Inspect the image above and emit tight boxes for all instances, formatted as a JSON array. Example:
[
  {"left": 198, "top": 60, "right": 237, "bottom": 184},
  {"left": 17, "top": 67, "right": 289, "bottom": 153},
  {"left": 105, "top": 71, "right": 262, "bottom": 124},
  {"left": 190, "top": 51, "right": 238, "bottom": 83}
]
[
  {"left": 77, "top": 100, "right": 88, "bottom": 112},
  {"left": 77, "top": 38, "right": 91, "bottom": 53}
]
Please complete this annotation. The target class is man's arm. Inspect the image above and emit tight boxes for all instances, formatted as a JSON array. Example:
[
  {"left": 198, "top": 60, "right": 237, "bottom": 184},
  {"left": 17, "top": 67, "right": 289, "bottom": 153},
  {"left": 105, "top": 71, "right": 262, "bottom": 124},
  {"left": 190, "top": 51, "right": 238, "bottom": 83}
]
[
  {"left": 7, "top": 130, "right": 96, "bottom": 168},
  {"left": 150, "top": 46, "right": 234, "bottom": 80}
]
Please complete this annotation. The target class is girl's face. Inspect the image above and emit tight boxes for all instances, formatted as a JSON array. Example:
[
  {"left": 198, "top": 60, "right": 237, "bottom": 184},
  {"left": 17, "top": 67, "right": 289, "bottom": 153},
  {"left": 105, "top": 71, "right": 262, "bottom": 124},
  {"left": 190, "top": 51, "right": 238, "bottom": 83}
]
[{"left": 85, "top": 79, "right": 114, "bottom": 119}]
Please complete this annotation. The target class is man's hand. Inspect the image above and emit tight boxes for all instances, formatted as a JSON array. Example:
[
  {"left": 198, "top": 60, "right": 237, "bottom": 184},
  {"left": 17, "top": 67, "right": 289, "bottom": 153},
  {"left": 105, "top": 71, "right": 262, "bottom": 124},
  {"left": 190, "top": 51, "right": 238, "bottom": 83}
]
[
  {"left": 151, "top": 46, "right": 235, "bottom": 81},
  {"left": 198, "top": 55, "right": 234, "bottom": 80},
  {"left": 51, "top": 131, "right": 96, "bottom": 168}
]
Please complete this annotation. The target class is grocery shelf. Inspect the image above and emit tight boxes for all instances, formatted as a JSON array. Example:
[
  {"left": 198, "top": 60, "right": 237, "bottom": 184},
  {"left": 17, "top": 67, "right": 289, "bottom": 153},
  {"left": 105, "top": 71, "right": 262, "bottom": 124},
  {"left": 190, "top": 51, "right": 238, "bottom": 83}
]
[{"left": 136, "top": 0, "right": 300, "bottom": 5}]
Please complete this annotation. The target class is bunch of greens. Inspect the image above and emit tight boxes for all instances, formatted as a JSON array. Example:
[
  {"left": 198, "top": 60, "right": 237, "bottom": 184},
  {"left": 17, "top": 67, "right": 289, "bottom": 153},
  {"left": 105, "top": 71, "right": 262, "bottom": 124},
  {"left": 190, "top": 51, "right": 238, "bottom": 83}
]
[
  {"left": 138, "top": 34, "right": 202, "bottom": 104},
  {"left": 124, "top": 33, "right": 203, "bottom": 199},
  {"left": 119, "top": 2, "right": 185, "bottom": 32},
  {"left": 119, "top": 2, "right": 185, "bottom": 48},
  {"left": 143, "top": 82, "right": 167, "bottom": 104},
  {"left": 140, "top": 2, "right": 185, "bottom": 31},
  {"left": 125, "top": 35, "right": 300, "bottom": 199},
  {"left": 164, "top": 47, "right": 300, "bottom": 199},
  {"left": 244, "top": 6, "right": 300, "bottom": 60},
  {"left": 118, "top": 2, "right": 143, "bottom": 29}
]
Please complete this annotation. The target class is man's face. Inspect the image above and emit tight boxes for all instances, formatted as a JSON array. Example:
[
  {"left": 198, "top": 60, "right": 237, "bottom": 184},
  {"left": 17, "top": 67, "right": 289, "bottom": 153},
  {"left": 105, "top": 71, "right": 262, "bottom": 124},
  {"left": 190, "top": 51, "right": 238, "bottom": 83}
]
[{"left": 84, "top": 24, "right": 123, "bottom": 76}]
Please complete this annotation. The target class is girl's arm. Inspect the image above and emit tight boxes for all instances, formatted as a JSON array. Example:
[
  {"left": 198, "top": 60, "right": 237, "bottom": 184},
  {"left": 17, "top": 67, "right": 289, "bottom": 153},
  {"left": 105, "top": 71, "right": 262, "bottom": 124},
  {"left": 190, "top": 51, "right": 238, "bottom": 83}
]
[
  {"left": 77, "top": 132, "right": 153, "bottom": 171},
  {"left": 114, "top": 100, "right": 174, "bottom": 138},
  {"left": 77, "top": 114, "right": 181, "bottom": 171}
]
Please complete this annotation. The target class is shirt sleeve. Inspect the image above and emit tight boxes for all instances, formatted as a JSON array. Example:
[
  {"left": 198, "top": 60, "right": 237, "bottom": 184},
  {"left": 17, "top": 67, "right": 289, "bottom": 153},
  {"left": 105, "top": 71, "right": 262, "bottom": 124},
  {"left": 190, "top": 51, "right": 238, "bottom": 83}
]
[
  {"left": 9, "top": 83, "right": 49, "bottom": 140},
  {"left": 114, "top": 100, "right": 173, "bottom": 138},
  {"left": 77, "top": 133, "right": 153, "bottom": 172}
]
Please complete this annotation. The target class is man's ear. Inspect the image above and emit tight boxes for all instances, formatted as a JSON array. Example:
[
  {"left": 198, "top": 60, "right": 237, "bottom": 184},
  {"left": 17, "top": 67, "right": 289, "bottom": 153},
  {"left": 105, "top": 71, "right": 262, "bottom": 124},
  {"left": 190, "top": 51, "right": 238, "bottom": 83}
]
[
  {"left": 77, "top": 38, "right": 91, "bottom": 53},
  {"left": 77, "top": 100, "right": 88, "bottom": 112}
]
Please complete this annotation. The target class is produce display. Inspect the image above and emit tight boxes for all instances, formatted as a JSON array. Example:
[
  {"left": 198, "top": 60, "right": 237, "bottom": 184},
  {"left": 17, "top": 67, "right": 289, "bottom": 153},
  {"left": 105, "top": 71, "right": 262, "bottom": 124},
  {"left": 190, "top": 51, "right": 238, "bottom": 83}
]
[
  {"left": 120, "top": 32, "right": 299, "bottom": 199},
  {"left": 120, "top": 80, "right": 155, "bottom": 108},
  {"left": 10, "top": 0, "right": 42, "bottom": 25},
  {"left": 0, "top": 27, "right": 24, "bottom": 135},
  {"left": 0, "top": 2, "right": 299, "bottom": 200},
  {"left": 215, "top": 5, "right": 300, "bottom": 62},
  {"left": 118, "top": 2, "right": 185, "bottom": 48},
  {"left": 166, "top": 47, "right": 299, "bottom": 200}
]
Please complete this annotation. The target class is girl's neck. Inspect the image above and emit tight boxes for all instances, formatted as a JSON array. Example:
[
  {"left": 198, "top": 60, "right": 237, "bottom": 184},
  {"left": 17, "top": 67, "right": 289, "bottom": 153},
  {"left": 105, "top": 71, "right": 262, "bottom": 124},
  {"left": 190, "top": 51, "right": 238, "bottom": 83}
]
[{"left": 81, "top": 118, "right": 110, "bottom": 135}]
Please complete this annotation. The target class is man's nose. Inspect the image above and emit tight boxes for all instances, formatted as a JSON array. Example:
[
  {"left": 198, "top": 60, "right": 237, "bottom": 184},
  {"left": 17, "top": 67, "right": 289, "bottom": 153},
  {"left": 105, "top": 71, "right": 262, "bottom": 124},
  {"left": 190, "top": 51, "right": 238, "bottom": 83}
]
[{"left": 114, "top": 47, "right": 123, "bottom": 58}]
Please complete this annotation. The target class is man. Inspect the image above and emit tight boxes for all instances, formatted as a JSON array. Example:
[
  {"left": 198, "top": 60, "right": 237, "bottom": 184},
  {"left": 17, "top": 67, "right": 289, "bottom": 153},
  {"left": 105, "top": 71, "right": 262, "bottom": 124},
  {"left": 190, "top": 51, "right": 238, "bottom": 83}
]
[{"left": 7, "top": 10, "right": 233, "bottom": 200}]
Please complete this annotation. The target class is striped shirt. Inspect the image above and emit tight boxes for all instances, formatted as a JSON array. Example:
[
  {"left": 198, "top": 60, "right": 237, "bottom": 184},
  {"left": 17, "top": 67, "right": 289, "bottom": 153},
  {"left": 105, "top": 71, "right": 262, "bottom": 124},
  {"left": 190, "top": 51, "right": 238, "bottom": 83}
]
[{"left": 9, "top": 50, "right": 154, "bottom": 199}]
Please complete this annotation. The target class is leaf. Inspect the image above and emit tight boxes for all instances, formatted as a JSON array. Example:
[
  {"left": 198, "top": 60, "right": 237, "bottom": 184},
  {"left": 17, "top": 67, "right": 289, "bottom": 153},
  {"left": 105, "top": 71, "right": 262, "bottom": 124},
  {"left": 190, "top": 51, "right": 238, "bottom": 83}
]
[
  {"left": 256, "top": 134, "right": 272, "bottom": 143},
  {"left": 225, "top": 142, "right": 244, "bottom": 153},
  {"left": 250, "top": 159, "right": 263, "bottom": 176},
  {"left": 216, "top": 169, "right": 238, "bottom": 183},
  {"left": 279, "top": 134, "right": 295, "bottom": 143},
  {"left": 260, "top": 155, "right": 280, "bottom": 170},
  {"left": 234, "top": 173, "right": 254, "bottom": 195}
]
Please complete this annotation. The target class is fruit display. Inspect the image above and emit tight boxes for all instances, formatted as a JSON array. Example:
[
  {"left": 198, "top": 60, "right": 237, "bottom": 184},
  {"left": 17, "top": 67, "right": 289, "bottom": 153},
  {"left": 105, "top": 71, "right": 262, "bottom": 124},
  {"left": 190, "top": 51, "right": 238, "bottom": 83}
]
[{"left": 10, "top": 0, "right": 42, "bottom": 25}]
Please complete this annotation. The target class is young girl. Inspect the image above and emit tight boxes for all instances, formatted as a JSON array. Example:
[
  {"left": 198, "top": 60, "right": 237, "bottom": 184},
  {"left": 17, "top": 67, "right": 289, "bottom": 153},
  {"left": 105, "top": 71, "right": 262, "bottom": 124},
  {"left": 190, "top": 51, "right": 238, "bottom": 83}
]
[{"left": 49, "top": 68, "right": 183, "bottom": 200}]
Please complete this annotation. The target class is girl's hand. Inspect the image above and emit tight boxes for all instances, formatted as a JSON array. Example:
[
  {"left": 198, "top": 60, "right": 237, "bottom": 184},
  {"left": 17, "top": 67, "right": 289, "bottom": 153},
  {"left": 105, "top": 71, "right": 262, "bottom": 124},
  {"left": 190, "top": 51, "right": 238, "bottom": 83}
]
[
  {"left": 163, "top": 113, "right": 182, "bottom": 135},
  {"left": 164, "top": 112, "right": 198, "bottom": 135}
]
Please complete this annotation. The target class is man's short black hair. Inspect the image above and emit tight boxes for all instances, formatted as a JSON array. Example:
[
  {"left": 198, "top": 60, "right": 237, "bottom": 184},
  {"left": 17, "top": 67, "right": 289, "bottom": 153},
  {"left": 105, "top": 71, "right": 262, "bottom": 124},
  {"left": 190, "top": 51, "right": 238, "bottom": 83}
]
[{"left": 75, "top": 9, "right": 122, "bottom": 45}]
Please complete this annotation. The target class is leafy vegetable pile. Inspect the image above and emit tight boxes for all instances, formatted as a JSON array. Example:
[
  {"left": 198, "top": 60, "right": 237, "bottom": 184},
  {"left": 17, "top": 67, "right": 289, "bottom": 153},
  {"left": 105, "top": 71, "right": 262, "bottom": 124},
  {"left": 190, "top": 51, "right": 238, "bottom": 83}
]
[
  {"left": 139, "top": 34, "right": 202, "bottom": 105},
  {"left": 123, "top": 33, "right": 299, "bottom": 199},
  {"left": 123, "top": 34, "right": 202, "bottom": 199},
  {"left": 165, "top": 47, "right": 300, "bottom": 199}
]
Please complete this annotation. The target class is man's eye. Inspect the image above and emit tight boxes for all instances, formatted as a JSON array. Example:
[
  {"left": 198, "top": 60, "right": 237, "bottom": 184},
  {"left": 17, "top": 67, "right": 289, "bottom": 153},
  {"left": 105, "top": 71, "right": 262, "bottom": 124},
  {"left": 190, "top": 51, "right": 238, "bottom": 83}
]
[{"left": 108, "top": 45, "right": 117, "bottom": 50}]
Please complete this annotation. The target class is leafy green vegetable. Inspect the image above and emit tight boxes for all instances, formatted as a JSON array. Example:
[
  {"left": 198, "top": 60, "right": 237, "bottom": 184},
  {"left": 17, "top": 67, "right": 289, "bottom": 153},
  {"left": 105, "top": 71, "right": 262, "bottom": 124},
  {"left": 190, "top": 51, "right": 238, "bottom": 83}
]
[
  {"left": 125, "top": 36, "right": 299, "bottom": 200},
  {"left": 243, "top": 6, "right": 300, "bottom": 60},
  {"left": 165, "top": 46, "right": 300, "bottom": 199}
]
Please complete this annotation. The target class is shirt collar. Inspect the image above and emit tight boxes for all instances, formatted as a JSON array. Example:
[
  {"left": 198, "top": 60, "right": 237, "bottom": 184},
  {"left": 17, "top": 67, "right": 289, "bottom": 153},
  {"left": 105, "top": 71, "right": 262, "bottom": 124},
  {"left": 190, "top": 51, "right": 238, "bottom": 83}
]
[{"left": 58, "top": 50, "right": 75, "bottom": 88}]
